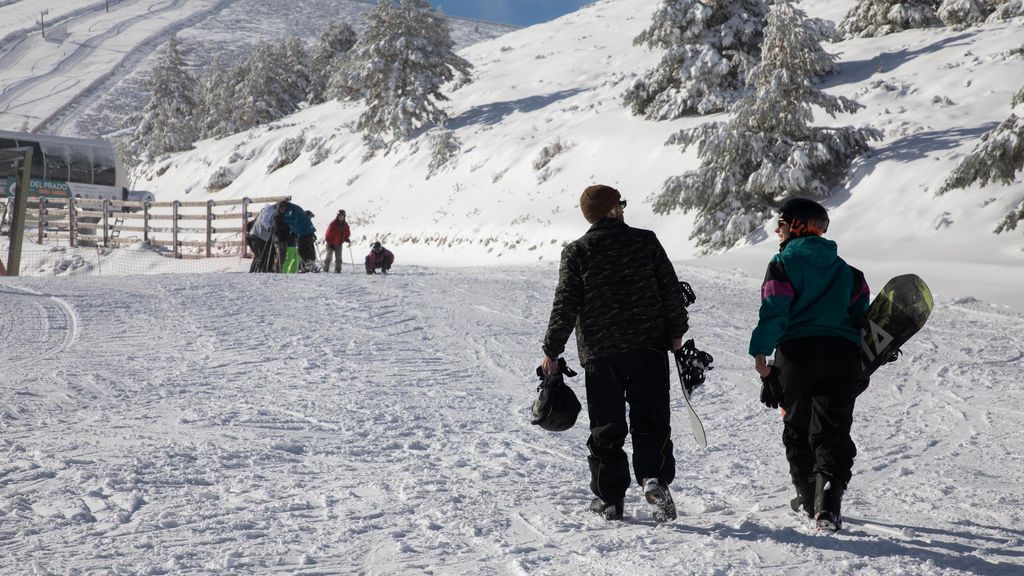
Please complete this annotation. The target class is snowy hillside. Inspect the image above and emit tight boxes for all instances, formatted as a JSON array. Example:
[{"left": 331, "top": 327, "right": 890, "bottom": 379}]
[
  {"left": 2, "top": 266, "right": 1023, "bottom": 573},
  {"left": 128, "top": 0, "right": 1024, "bottom": 310},
  {"left": 0, "top": 0, "right": 515, "bottom": 136}
]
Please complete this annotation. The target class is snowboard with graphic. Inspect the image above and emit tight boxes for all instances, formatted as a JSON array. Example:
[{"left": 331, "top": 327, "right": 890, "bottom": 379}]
[{"left": 860, "top": 274, "right": 933, "bottom": 378}]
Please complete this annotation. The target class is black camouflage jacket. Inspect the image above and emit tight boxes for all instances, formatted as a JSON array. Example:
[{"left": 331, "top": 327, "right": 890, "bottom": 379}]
[{"left": 542, "top": 218, "right": 689, "bottom": 365}]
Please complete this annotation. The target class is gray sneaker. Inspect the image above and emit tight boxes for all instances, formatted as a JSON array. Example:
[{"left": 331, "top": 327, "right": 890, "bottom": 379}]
[{"left": 642, "top": 478, "right": 677, "bottom": 523}]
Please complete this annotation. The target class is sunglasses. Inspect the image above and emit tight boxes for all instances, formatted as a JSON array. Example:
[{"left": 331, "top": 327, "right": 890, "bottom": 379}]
[{"left": 618, "top": 200, "right": 628, "bottom": 208}]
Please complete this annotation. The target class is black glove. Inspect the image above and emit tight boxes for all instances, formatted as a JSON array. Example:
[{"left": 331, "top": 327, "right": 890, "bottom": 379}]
[{"left": 760, "top": 366, "right": 784, "bottom": 409}]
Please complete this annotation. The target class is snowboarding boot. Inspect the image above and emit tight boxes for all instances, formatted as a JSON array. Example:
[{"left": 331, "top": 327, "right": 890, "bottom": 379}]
[
  {"left": 790, "top": 476, "right": 815, "bottom": 519},
  {"left": 642, "top": 478, "right": 677, "bottom": 523},
  {"left": 589, "top": 497, "right": 624, "bottom": 521},
  {"left": 813, "top": 473, "right": 844, "bottom": 531}
]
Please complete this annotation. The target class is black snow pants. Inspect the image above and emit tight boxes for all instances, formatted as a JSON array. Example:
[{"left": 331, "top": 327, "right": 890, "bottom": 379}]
[
  {"left": 297, "top": 234, "right": 317, "bottom": 263},
  {"left": 584, "top": 348, "right": 675, "bottom": 502},
  {"left": 776, "top": 336, "right": 865, "bottom": 489}
]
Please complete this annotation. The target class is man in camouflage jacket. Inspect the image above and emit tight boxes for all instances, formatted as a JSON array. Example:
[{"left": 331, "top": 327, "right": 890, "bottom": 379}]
[{"left": 541, "top": 184, "right": 689, "bottom": 521}]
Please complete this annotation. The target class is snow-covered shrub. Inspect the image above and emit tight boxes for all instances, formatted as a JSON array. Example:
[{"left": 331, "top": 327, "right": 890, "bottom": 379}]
[
  {"left": 532, "top": 137, "right": 571, "bottom": 171},
  {"left": 206, "top": 167, "right": 236, "bottom": 191},
  {"left": 841, "top": 0, "right": 941, "bottom": 38},
  {"left": 623, "top": 0, "right": 768, "bottom": 118},
  {"left": 988, "top": 0, "right": 1024, "bottom": 21},
  {"left": 655, "top": 2, "right": 881, "bottom": 253},
  {"left": 426, "top": 129, "right": 461, "bottom": 178},
  {"left": 266, "top": 134, "right": 306, "bottom": 173},
  {"left": 939, "top": 114, "right": 1024, "bottom": 193},
  {"left": 995, "top": 198, "right": 1024, "bottom": 234},
  {"left": 937, "top": 0, "right": 989, "bottom": 27},
  {"left": 308, "top": 138, "right": 331, "bottom": 166}
]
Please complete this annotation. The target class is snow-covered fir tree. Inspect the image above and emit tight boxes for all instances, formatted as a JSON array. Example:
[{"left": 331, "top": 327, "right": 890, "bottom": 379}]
[
  {"left": 841, "top": 0, "right": 940, "bottom": 38},
  {"left": 939, "top": 92, "right": 1024, "bottom": 195},
  {"left": 197, "top": 57, "right": 239, "bottom": 138},
  {"left": 348, "top": 0, "right": 473, "bottom": 145},
  {"left": 653, "top": 1, "right": 881, "bottom": 252},
  {"left": 235, "top": 39, "right": 299, "bottom": 131},
  {"left": 278, "top": 36, "right": 311, "bottom": 107},
  {"left": 308, "top": 21, "right": 358, "bottom": 105},
  {"left": 122, "top": 36, "right": 198, "bottom": 160},
  {"left": 623, "top": 0, "right": 768, "bottom": 119}
]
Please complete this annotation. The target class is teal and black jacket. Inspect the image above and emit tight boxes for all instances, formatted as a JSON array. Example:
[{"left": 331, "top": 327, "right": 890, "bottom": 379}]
[{"left": 749, "top": 236, "right": 870, "bottom": 357}]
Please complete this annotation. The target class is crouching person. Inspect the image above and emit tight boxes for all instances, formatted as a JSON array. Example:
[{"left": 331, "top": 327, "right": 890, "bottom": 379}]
[{"left": 365, "top": 241, "right": 394, "bottom": 274}]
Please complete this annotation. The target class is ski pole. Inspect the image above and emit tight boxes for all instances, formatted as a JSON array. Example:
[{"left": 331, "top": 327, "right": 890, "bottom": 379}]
[{"left": 348, "top": 243, "right": 355, "bottom": 272}]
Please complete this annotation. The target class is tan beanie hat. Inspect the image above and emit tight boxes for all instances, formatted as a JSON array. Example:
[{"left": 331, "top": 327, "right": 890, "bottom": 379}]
[{"left": 579, "top": 185, "right": 621, "bottom": 223}]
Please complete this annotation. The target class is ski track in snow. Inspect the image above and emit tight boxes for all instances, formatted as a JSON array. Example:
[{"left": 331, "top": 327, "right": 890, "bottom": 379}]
[{"left": 1, "top": 265, "right": 1023, "bottom": 574}]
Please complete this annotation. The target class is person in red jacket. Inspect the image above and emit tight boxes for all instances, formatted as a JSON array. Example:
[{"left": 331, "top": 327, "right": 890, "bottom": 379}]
[
  {"left": 365, "top": 241, "right": 394, "bottom": 274},
  {"left": 323, "top": 209, "right": 351, "bottom": 273}
]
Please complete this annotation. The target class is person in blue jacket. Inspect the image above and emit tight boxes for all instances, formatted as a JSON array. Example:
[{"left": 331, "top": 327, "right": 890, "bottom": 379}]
[
  {"left": 749, "top": 198, "right": 870, "bottom": 532},
  {"left": 275, "top": 200, "right": 319, "bottom": 273}
]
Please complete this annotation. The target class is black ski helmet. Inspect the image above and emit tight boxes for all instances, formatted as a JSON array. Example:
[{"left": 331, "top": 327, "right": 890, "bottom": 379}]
[
  {"left": 778, "top": 198, "right": 829, "bottom": 236},
  {"left": 531, "top": 362, "right": 581, "bottom": 432}
]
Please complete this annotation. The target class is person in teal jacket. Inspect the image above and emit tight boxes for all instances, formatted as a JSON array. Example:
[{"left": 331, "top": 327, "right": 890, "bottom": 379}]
[
  {"left": 749, "top": 198, "right": 870, "bottom": 532},
  {"left": 275, "top": 200, "right": 319, "bottom": 273}
]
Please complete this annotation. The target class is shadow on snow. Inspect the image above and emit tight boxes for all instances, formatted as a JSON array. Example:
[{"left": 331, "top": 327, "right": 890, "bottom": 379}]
[{"left": 447, "top": 89, "right": 586, "bottom": 129}]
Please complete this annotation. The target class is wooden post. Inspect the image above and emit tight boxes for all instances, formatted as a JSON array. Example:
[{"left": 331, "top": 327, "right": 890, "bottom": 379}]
[
  {"left": 172, "top": 200, "right": 180, "bottom": 259},
  {"left": 143, "top": 201, "right": 151, "bottom": 244},
  {"left": 68, "top": 196, "right": 77, "bottom": 248},
  {"left": 241, "top": 197, "right": 251, "bottom": 258},
  {"left": 206, "top": 200, "right": 214, "bottom": 258},
  {"left": 37, "top": 196, "right": 46, "bottom": 244},
  {"left": 4, "top": 148, "right": 32, "bottom": 276},
  {"left": 102, "top": 199, "right": 110, "bottom": 247}
]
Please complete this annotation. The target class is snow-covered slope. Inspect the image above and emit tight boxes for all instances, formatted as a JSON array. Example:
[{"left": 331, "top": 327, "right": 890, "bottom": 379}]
[
  {"left": 1, "top": 266, "right": 1022, "bottom": 574},
  {"left": 0, "top": 0, "right": 515, "bottom": 136},
  {"left": 132, "top": 0, "right": 1024, "bottom": 309}
]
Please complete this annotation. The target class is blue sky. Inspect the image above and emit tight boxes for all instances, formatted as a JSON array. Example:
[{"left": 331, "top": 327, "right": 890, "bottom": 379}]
[{"left": 427, "top": 0, "right": 592, "bottom": 27}]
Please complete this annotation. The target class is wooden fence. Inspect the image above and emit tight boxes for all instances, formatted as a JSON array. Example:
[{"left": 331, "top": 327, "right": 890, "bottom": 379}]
[{"left": 7, "top": 195, "right": 288, "bottom": 259}]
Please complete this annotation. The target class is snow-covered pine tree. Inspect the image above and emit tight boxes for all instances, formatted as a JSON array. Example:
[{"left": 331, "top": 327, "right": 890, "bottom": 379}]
[
  {"left": 939, "top": 92, "right": 1024, "bottom": 194},
  {"left": 350, "top": 0, "right": 473, "bottom": 145},
  {"left": 278, "top": 36, "right": 311, "bottom": 107},
  {"left": 197, "top": 56, "right": 239, "bottom": 138},
  {"left": 308, "top": 21, "right": 358, "bottom": 104},
  {"left": 623, "top": 0, "right": 768, "bottom": 119},
  {"left": 653, "top": 1, "right": 881, "bottom": 253},
  {"left": 122, "top": 35, "right": 198, "bottom": 160},
  {"left": 235, "top": 40, "right": 295, "bottom": 130},
  {"left": 841, "top": 0, "right": 941, "bottom": 38}
]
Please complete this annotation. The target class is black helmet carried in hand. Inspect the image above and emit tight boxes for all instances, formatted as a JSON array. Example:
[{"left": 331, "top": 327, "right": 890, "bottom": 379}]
[
  {"left": 778, "top": 198, "right": 829, "bottom": 236},
  {"left": 531, "top": 359, "right": 581, "bottom": 432}
]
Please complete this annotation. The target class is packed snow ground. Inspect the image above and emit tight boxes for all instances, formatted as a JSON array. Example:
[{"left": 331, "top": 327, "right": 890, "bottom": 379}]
[{"left": 2, "top": 264, "right": 1023, "bottom": 574}]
